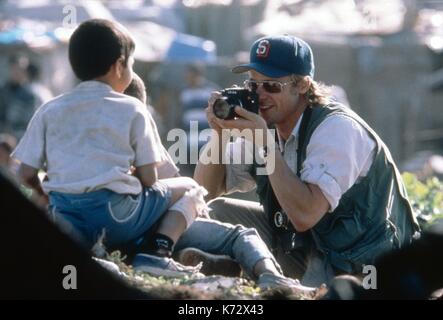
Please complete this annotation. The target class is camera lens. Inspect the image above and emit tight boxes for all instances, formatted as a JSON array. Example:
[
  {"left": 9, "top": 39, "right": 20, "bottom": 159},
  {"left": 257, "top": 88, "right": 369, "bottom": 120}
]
[
  {"left": 213, "top": 98, "right": 232, "bottom": 120},
  {"left": 274, "top": 211, "right": 289, "bottom": 229}
]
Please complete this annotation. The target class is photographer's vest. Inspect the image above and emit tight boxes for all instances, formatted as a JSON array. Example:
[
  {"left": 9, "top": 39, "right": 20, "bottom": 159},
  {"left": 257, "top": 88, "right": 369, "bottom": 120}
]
[{"left": 250, "top": 103, "right": 420, "bottom": 274}]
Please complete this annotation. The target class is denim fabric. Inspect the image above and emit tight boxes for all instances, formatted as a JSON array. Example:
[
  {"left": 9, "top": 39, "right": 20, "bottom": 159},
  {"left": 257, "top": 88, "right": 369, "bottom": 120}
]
[
  {"left": 48, "top": 181, "right": 171, "bottom": 248},
  {"left": 207, "top": 197, "right": 307, "bottom": 279},
  {"left": 175, "top": 218, "right": 282, "bottom": 279},
  {"left": 207, "top": 197, "right": 338, "bottom": 286}
]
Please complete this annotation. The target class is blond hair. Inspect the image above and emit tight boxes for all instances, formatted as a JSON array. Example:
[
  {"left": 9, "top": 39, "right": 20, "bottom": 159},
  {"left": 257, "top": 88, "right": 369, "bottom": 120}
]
[{"left": 290, "top": 75, "right": 331, "bottom": 106}]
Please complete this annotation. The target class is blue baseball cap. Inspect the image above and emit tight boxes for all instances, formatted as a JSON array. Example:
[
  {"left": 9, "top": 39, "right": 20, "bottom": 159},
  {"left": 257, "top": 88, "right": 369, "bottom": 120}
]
[{"left": 232, "top": 35, "right": 315, "bottom": 78}]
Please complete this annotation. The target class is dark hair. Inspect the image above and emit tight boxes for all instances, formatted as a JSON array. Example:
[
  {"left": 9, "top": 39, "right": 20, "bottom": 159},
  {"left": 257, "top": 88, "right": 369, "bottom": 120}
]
[
  {"left": 68, "top": 19, "right": 135, "bottom": 81},
  {"left": 26, "top": 63, "right": 40, "bottom": 81},
  {"left": 124, "top": 73, "right": 147, "bottom": 104}
]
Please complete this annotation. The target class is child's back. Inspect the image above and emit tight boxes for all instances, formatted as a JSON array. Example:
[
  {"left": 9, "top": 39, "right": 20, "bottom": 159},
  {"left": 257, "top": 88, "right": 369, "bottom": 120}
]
[
  {"left": 30, "top": 81, "right": 159, "bottom": 195},
  {"left": 12, "top": 20, "right": 218, "bottom": 281},
  {"left": 13, "top": 19, "right": 207, "bottom": 265}
]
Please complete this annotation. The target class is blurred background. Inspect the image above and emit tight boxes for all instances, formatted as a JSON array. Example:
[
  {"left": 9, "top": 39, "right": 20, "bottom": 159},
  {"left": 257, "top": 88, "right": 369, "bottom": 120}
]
[{"left": 1, "top": 0, "right": 443, "bottom": 197}]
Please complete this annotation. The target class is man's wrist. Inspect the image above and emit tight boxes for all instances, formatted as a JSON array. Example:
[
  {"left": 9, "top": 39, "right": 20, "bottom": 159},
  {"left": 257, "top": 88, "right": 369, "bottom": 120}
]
[{"left": 255, "top": 143, "right": 278, "bottom": 175}]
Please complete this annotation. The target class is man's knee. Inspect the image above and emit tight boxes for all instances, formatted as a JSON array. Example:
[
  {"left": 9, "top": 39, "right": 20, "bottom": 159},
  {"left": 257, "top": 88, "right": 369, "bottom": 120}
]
[
  {"left": 208, "top": 197, "right": 229, "bottom": 221},
  {"left": 208, "top": 197, "right": 226, "bottom": 211}
]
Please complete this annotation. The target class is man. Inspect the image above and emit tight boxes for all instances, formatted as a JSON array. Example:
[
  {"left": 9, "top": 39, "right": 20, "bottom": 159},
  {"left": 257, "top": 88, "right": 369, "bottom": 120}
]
[
  {"left": 25, "top": 62, "right": 54, "bottom": 111},
  {"left": 0, "top": 56, "right": 41, "bottom": 139},
  {"left": 180, "top": 64, "right": 219, "bottom": 132},
  {"left": 195, "top": 35, "right": 420, "bottom": 287}
]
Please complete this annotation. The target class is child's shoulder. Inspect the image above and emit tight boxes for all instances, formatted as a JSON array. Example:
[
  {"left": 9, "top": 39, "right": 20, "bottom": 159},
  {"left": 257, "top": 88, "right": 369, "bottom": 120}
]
[
  {"left": 36, "top": 86, "right": 148, "bottom": 122},
  {"left": 34, "top": 92, "right": 67, "bottom": 116}
]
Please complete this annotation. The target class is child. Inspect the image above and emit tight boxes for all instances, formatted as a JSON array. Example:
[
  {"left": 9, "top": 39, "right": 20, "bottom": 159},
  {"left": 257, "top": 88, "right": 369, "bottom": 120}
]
[{"left": 12, "top": 19, "right": 207, "bottom": 277}]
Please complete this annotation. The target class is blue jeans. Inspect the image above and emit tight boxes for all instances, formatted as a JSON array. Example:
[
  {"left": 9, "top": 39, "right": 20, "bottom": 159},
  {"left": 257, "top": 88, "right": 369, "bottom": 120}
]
[
  {"left": 175, "top": 218, "right": 282, "bottom": 279},
  {"left": 48, "top": 182, "right": 171, "bottom": 249},
  {"left": 207, "top": 197, "right": 335, "bottom": 287}
]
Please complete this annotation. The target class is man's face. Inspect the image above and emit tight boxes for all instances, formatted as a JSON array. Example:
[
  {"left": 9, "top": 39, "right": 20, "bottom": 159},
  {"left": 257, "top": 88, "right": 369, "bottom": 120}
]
[{"left": 248, "top": 70, "right": 301, "bottom": 127}]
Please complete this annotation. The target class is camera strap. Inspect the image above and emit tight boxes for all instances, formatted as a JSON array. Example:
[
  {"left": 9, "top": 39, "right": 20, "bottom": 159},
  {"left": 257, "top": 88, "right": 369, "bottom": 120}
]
[{"left": 261, "top": 106, "right": 313, "bottom": 253}]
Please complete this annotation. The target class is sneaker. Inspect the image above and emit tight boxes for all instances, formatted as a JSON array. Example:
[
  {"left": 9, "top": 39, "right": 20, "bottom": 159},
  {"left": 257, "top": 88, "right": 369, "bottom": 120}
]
[
  {"left": 175, "top": 247, "right": 242, "bottom": 277},
  {"left": 258, "top": 272, "right": 317, "bottom": 295},
  {"left": 132, "top": 253, "right": 204, "bottom": 278}
]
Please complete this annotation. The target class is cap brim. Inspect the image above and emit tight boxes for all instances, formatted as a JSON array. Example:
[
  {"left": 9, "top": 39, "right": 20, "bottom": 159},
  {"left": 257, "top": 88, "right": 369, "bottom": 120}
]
[{"left": 231, "top": 62, "right": 290, "bottom": 78}]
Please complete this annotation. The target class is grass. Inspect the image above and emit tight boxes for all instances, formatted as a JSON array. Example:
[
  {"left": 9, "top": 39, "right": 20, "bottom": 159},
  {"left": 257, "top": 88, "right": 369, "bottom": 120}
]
[{"left": 102, "top": 250, "right": 311, "bottom": 300}]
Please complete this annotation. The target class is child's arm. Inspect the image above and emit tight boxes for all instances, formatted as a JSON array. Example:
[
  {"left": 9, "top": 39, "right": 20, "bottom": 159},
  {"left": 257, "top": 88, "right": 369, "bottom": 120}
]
[
  {"left": 134, "top": 163, "right": 158, "bottom": 187},
  {"left": 17, "top": 163, "right": 48, "bottom": 207}
]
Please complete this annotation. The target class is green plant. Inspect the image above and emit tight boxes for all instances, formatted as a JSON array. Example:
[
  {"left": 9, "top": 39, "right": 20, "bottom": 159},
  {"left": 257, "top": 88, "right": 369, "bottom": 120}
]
[{"left": 402, "top": 172, "right": 443, "bottom": 229}]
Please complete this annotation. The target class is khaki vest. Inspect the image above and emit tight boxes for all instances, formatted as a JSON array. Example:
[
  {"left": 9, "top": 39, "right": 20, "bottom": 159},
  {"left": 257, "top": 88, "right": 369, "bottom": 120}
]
[{"left": 251, "top": 103, "right": 420, "bottom": 273}]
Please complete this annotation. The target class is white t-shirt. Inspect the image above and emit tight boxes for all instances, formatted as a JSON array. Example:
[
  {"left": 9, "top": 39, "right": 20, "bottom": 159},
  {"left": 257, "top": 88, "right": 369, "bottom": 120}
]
[
  {"left": 12, "top": 80, "right": 164, "bottom": 195},
  {"left": 225, "top": 114, "right": 376, "bottom": 212}
]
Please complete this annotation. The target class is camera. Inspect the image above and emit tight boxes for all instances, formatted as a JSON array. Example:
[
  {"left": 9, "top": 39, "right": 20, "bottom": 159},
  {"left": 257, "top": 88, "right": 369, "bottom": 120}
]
[
  {"left": 274, "top": 211, "right": 290, "bottom": 230},
  {"left": 213, "top": 87, "right": 259, "bottom": 120}
]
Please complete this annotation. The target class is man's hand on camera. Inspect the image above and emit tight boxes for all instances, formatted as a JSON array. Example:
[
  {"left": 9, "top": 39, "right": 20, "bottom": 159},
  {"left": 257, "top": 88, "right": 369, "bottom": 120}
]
[{"left": 206, "top": 92, "right": 224, "bottom": 134}]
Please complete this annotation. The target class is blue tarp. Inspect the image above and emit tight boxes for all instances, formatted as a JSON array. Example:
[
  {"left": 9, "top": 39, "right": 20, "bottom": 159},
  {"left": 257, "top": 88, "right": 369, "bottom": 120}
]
[
  {"left": 0, "top": 26, "right": 57, "bottom": 46},
  {"left": 165, "top": 33, "right": 216, "bottom": 63}
]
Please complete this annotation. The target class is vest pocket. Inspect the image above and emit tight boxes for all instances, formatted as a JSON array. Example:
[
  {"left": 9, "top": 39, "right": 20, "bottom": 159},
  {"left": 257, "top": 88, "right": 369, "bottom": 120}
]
[
  {"left": 314, "top": 209, "right": 368, "bottom": 252},
  {"left": 338, "top": 227, "right": 395, "bottom": 273}
]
